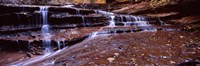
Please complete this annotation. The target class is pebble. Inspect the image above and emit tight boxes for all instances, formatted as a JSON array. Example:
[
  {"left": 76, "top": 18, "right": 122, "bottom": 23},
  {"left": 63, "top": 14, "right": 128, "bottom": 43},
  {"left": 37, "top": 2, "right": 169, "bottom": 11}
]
[
  {"left": 89, "top": 62, "right": 95, "bottom": 64},
  {"left": 170, "top": 61, "right": 176, "bottom": 64},
  {"left": 141, "top": 54, "right": 145, "bottom": 56},
  {"left": 166, "top": 44, "right": 171, "bottom": 46},
  {"left": 132, "top": 58, "right": 136, "bottom": 62},
  {"left": 161, "top": 56, "right": 167, "bottom": 59},
  {"left": 180, "top": 36, "right": 184, "bottom": 39},
  {"left": 114, "top": 53, "right": 119, "bottom": 57},
  {"left": 107, "top": 57, "right": 115, "bottom": 63},
  {"left": 84, "top": 45, "right": 88, "bottom": 48}
]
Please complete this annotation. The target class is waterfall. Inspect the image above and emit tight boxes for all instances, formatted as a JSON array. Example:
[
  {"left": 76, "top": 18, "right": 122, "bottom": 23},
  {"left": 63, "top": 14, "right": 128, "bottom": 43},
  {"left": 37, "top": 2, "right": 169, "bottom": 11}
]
[
  {"left": 82, "top": 16, "right": 85, "bottom": 26},
  {"left": 109, "top": 16, "right": 116, "bottom": 27},
  {"left": 57, "top": 41, "right": 61, "bottom": 50},
  {"left": 120, "top": 15, "right": 124, "bottom": 22},
  {"left": 40, "top": 6, "right": 52, "bottom": 54},
  {"left": 158, "top": 17, "right": 166, "bottom": 25},
  {"left": 133, "top": 16, "right": 138, "bottom": 21},
  {"left": 76, "top": 9, "right": 86, "bottom": 27},
  {"left": 40, "top": 7, "right": 48, "bottom": 25},
  {"left": 134, "top": 16, "right": 149, "bottom": 26},
  {"left": 76, "top": 9, "right": 80, "bottom": 15},
  {"left": 125, "top": 15, "right": 131, "bottom": 22},
  {"left": 119, "top": 15, "right": 149, "bottom": 27},
  {"left": 95, "top": 10, "right": 116, "bottom": 27}
]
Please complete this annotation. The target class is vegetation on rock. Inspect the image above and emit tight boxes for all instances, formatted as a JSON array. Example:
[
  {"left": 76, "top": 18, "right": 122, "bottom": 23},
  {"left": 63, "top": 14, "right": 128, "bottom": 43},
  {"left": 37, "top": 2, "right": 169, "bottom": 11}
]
[{"left": 149, "top": 0, "right": 178, "bottom": 8}]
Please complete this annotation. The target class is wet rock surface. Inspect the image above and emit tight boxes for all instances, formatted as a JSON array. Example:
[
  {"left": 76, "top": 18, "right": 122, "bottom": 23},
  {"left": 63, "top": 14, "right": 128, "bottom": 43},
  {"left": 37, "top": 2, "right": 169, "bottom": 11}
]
[
  {"left": 0, "top": 27, "right": 100, "bottom": 49},
  {"left": 30, "top": 29, "right": 200, "bottom": 66},
  {"left": 0, "top": 27, "right": 100, "bottom": 65},
  {"left": 1, "top": 24, "right": 200, "bottom": 66},
  {"left": 0, "top": 51, "right": 27, "bottom": 65}
]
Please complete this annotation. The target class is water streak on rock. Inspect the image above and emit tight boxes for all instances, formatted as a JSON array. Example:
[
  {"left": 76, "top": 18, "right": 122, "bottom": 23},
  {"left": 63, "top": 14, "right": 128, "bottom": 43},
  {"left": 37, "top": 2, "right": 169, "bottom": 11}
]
[{"left": 40, "top": 6, "right": 52, "bottom": 54}]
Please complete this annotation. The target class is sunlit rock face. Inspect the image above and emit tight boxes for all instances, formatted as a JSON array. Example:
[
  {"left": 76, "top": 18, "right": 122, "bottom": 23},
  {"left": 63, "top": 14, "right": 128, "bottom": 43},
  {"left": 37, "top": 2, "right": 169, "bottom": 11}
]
[
  {"left": 0, "top": 0, "right": 132, "bottom": 5},
  {"left": 0, "top": 0, "right": 137, "bottom": 5},
  {"left": 50, "top": 0, "right": 106, "bottom": 4},
  {"left": 49, "top": 0, "right": 73, "bottom": 4},
  {"left": 0, "top": 0, "right": 107, "bottom": 4},
  {"left": 0, "top": 0, "right": 147, "bottom": 4},
  {"left": 0, "top": 0, "right": 41, "bottom": 4},
  {"left": 116, "top": 0, "right": 128, "bottom": 2}
]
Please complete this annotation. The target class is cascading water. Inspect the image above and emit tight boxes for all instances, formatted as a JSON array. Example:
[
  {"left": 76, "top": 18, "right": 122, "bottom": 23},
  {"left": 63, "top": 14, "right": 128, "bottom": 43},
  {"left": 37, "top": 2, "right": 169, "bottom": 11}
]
[
  {"left": 95, "top": 10, "right": 114, "bottom": 15},
  {"left": 135, "top": 17, "right": 149, "bottom": 26},
  {"left": 82, "top": 16, "right": 85, "bottom": 26},
  {"left": 90, "top": 32, "right": 99, "bottom": 38},
  {"left": 11, "top": 6, "right": 52, "bottom": 66},
  {"left": 64, "top": 4, "right": 74, "bottom": 8},
  {"left": 40, "top": 6, "right": 52, "bottom": 54},
  {"left": 120, "top": 15, "right": 149, "bottom": 27},
  {"left": 89, "top": 10, "right": 117, "bottom": 37},
  {"left": 158, "top": 17, "right": 166, "bottom": 25},
  {"left": 95, "top": 10, "right": 116, "bottom": 27},
  {"left": 57, "top": 41, "right": 61, "bottom": 50},
  {"left": 90, "top": 10, "right": 154, "bottom": 38},
  {"left": 76, "top": 9, "right": 86, "bottom": 27},
  {"left": 109, "top": 16, "right": 116, "bottom": 27},
  {"left": 76, "top": 9, "right": 80, "bottom": 15},
  {"left": 120, "top": 15, "right": 124, "bottom": 22}
]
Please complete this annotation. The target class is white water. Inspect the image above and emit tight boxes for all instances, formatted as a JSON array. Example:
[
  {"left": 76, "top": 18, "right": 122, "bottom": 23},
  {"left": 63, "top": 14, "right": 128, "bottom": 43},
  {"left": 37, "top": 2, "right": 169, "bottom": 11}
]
[
  {"left": 56, "top": 37, "right": 66, "bottom": 50},
  {"left": 95, "top": 10, "right": 114, "bottom": 15},
  {"left": 109, "top": 16, "right": 116, "bottom": 27},
  {"left": 40, "top": 7, "right": 48, "bottom": 25},
  {"left": 88, "top": 10, "right": 116, "bottom": 37},
  {"left": 64, "top": 4, "right": 74, "bottom": 8},
  {"left": 76, "top": 9, "right": 80, "bottom": 15},
  {"left": 40, "top": 6, "right": 52, "bottom": 54},
  {"left": 76, "top": 9, "right": 85, "bottom": 27},
  {"left": 91, "top": 10, "right": 151, "bottom": 37},
  {"left": 90, "top": 32, "right": 99, "bottom": 38},
  {"left": 57, "top": 41, "right": 61, "bottom": 50},
  {"left": 82, "top": 16, "right": 85, "bottom": 26},
  {"left": 95, "top": 10, "right": 116, "bottom": 27},
  {"left": 120, "top": 15, "right": 149, "bottom": 27},
  {"left": 120, "top": 15, "right": 124, "bottom": 22},
  {"left": 158, "top": 17, "right": 166, "bottom": 25}
]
